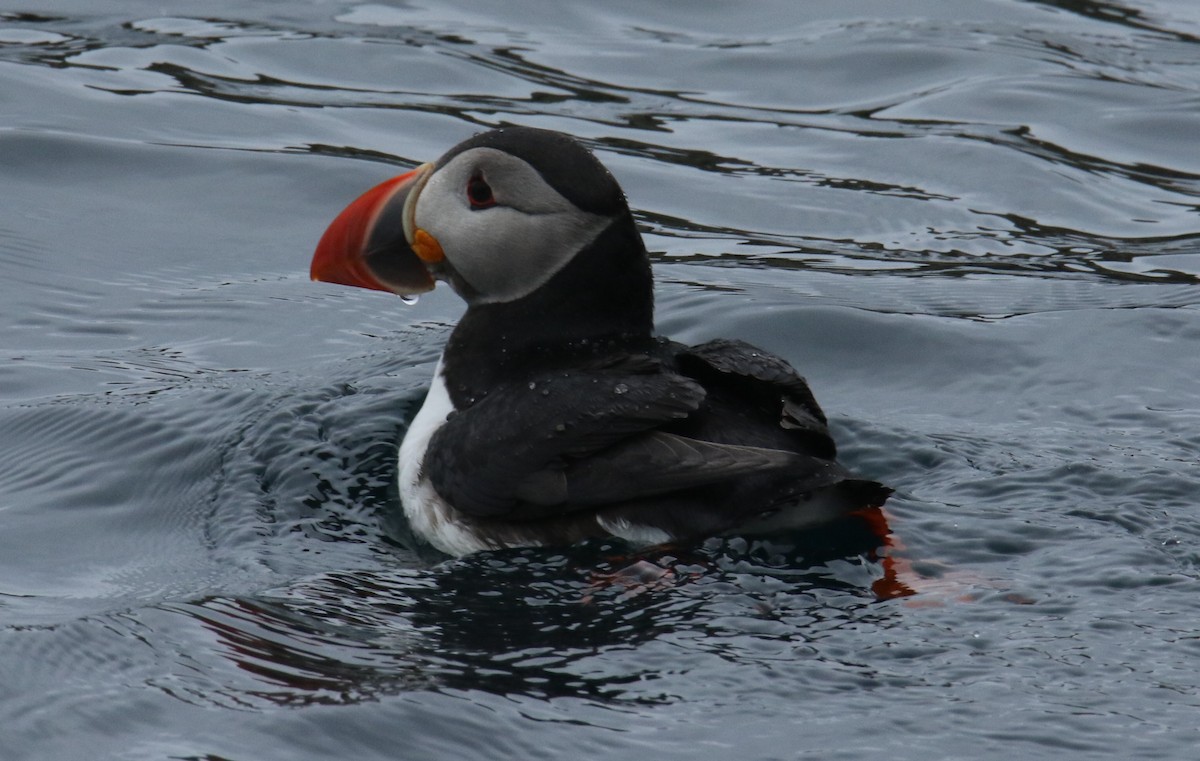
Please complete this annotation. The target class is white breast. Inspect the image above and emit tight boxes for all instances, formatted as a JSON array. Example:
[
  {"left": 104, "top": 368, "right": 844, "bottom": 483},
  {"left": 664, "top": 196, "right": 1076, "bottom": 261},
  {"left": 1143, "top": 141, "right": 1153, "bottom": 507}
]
[
  {"left": 398, "top": 359, "right": 496, "bottom": 556},
  {"left": 397, "top": 360, "right": 670, "bottom": 555}
]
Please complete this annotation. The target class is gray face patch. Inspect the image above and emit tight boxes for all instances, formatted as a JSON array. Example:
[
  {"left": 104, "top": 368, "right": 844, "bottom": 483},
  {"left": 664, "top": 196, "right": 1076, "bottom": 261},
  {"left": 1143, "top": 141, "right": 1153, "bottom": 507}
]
[{"left": 413, "top": 147, "right": 612, "bottom": 304}]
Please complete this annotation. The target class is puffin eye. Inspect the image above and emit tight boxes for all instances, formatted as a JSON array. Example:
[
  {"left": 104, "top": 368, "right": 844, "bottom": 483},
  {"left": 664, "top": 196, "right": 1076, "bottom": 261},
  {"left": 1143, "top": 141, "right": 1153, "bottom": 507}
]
[{"left": 466, "top": 173, "right": 496, "bottom": 209}]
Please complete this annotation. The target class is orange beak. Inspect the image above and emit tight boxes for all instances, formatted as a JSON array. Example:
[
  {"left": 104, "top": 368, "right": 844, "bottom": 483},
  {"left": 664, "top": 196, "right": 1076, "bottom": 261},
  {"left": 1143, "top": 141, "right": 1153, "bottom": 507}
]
[{"left": 310, "top": 163, "right": 437, "bottom": 297}]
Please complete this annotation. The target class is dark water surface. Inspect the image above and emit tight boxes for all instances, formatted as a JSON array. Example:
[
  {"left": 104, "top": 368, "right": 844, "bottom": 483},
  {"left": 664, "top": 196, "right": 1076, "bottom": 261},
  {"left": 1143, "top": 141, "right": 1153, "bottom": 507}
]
[{"left": 3, "top": 1, "right": 1200, "bottom": 758}]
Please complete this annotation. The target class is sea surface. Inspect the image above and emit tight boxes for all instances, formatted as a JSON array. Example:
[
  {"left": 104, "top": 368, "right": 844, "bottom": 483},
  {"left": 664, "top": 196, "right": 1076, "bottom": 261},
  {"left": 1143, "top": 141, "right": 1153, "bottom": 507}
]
[{"left": 2, "top": 1, "right": 1199, "bottom": 759}]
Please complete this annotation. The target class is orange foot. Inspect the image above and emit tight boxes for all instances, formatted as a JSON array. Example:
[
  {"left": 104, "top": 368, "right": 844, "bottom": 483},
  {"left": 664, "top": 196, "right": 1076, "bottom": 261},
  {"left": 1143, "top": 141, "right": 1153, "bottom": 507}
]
[
  {"left": 854, "top": 506, "right": 1034, "bottom": 606},
  {"left": 581, "top": 558, "right": 684, "bottom": 603}
]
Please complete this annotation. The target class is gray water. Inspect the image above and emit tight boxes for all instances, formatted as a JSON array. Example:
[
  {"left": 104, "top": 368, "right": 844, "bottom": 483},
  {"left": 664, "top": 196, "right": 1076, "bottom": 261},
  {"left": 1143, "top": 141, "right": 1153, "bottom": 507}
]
[{"left": 2, "top": 1, "right": 1200, "bottom": 759}]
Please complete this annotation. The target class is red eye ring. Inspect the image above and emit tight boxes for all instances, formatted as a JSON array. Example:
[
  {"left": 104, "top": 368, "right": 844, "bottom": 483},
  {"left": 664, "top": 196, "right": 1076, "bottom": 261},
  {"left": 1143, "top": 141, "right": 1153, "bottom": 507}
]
[{"left": 467, "top": 173, "right": 496, "bottom": 209}]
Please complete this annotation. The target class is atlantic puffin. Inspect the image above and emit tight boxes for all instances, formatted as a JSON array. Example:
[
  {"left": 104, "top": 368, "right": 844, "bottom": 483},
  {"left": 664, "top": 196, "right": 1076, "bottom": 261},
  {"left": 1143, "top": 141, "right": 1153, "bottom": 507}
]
[{"left": 311, "top": 126, "right": 890, "bottom": 557}]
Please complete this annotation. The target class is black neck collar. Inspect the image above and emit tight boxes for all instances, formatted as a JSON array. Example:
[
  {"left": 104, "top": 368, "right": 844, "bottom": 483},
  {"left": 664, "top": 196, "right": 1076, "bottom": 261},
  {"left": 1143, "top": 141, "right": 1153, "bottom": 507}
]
[{"left": 440, "top": 214, "right": 654, "bottom": 407}]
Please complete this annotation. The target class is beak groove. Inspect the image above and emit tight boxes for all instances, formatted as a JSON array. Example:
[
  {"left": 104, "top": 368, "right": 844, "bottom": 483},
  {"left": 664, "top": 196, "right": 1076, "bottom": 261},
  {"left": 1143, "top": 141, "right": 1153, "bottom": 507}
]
[{"left": 310, "top": 163, "right": 435, "bottom": 297}]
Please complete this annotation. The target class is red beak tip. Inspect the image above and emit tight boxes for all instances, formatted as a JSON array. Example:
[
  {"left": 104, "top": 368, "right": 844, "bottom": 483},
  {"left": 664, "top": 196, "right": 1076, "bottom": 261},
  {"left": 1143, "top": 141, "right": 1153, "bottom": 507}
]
[{"left": 309, "top": 166, "right": 430, "bottom": 296}]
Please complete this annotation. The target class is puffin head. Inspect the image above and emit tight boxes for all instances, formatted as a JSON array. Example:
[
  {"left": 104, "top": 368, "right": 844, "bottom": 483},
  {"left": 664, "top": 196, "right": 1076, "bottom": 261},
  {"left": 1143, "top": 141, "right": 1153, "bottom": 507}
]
[{"left": 311, "top": 127, "right": 635, "bottom": 307}]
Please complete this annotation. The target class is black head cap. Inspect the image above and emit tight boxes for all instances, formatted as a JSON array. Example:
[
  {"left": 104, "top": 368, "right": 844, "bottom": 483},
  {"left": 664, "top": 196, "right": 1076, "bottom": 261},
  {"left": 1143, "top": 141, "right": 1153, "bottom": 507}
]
[{"left": 434, "top": 127, "right": 626, "bottom": 217}]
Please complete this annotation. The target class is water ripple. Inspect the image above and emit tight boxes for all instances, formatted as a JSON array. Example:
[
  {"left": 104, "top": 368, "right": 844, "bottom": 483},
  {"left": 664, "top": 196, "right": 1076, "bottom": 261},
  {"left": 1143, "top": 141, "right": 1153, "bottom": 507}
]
[{"left": 4, "top": 2, "right": 1200, "bottom": 759}]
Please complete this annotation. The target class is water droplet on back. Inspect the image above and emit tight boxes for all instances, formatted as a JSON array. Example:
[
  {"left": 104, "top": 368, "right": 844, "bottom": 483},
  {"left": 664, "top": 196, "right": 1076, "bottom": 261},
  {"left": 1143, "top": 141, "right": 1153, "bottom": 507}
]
[
  {"left": 613, "top": 383, "right": 629, "bottom": 395},
  {"left": 400, "top": 294, "right": 420, "bottom": 306}
]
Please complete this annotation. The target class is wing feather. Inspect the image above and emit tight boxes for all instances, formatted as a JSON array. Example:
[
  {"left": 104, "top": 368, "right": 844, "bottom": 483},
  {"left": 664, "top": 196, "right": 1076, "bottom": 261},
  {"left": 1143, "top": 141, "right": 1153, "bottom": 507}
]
[
  {"left": 424, "top": 364, "right": 706, "bottom": 517},
  {"left": 513, "top": 431, "right": 846, "bottom": 510}
]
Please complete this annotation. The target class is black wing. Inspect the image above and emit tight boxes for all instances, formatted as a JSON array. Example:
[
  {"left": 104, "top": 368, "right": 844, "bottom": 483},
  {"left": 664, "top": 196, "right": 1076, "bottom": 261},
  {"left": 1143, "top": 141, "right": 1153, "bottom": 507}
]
[
  {"left": 515, "top": 431, "right": 847, "bottom": 509},
  {"left": 676, "top": 338, "right": 836, "bottom": 458},
  {"left": 423, "top": 357, "right": 840, "bottom": 519}
]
